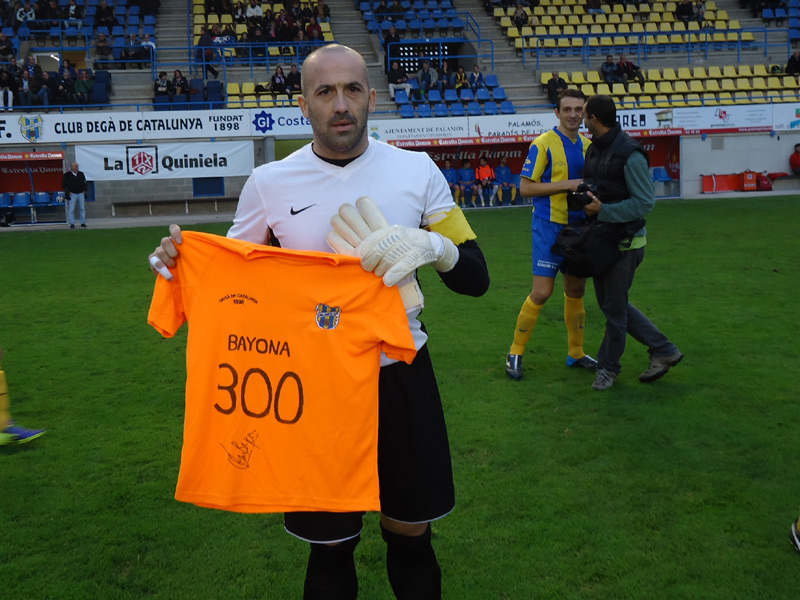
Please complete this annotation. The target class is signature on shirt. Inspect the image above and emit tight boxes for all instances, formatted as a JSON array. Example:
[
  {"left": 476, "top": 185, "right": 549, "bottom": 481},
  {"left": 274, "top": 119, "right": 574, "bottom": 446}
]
[{"left": 221, "top": 430, "right": 260, "bottom": 469}]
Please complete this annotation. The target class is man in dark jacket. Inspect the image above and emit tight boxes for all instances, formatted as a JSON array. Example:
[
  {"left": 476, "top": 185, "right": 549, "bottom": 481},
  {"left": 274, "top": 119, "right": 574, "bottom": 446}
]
[
  {"left": 62, "top": 161, "right": 88, "bottom": 228},
  {"left": 581, "top": 95, "right": 682, "bottom": 391}
]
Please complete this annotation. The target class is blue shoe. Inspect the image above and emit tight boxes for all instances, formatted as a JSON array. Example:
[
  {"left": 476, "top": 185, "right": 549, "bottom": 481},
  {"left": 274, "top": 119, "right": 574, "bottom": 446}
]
[
  {"left": 567, "top": 354, "right": 598, "bottom": 370},
  {"left": 0, "top": 421, "right": 46, "bottom": 446},
  {"left": 505, "top": 353, "right": 523, "bottom": 380}
]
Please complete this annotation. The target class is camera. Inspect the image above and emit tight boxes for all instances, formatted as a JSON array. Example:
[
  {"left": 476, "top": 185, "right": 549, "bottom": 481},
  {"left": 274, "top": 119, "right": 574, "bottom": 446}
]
[{"left": 566, "top": 182, "right": 598, "bottom": 212}]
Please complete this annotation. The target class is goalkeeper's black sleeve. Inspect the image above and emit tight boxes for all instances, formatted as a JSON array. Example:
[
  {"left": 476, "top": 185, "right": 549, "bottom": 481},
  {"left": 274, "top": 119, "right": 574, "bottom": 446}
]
[{"left": 436, "top": 239, "right": 490, "bottom": 297}]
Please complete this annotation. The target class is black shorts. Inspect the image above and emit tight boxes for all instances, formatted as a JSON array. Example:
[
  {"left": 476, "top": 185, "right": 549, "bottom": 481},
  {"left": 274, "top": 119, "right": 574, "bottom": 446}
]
[{"left": 284, "top": 343, "right": 455, "bottom": 543}]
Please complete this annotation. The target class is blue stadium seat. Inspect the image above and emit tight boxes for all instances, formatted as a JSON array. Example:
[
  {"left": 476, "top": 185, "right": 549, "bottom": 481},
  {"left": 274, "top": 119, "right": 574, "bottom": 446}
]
[
  {"left": 500, "top": 100, "right": 516, "bottom": 114},
  {"left": 400, "top": 104, "right": 416, "bottom": 117},
  {"left": 417, "top": 103, "right": 432, "bottom": 117},
  {"left": 449, "top": 102, "right": 465, "bottom": 116},
  {"left": 12, "top": 193, "right": 31, "bottom": 208},
  {"left": 427, "top": 89, "right": 442, "bottom": 103},
  {"left": 172, "top": 94, "right": 190, "bottom": 110},
  {"left": 475, "top": 88, "right": 491, "bottom": 102},
  {"left": 0, "top": 193, "right": 11, "bottom": 208},
  {"left": 443, "top": 88, "right": 458, "bottom": 103},
  {"left": 32, "top": 192, "right": 50, "bottom": 205},
  {"left": 485, "top": 74, "right": 499, "bottom": 89},
  {"left": 467, "top": 101, "right": 482, "bottom": 115},
  {"left": 652, "top": 167, "right": 672, "bottom": 182},
  {"left": 776, "top": 8, "right": 787, "bottom": 23},
  {"left": 433, "top": 103, "right": 449, "bottom": 117},
  {"left": 483, "top": 101, "right": 499, "bottom": 115},
  {"left": 153, "top": 95, "right": 170, "bottom": 111},
  {"left": 492, "top": 86, "right": 508, "bottom": 101},
  {"left": 459, "top": 88, "right": 474, "bottom": 102},
  {"left": 762, "top": 8, "right": 775, "bottom": 24},
  {"left": 51, "top": 192, "right": 66, "bottom": 205},
  {"left": 394, "top": 89, "right": 410, "bottom": 105}
]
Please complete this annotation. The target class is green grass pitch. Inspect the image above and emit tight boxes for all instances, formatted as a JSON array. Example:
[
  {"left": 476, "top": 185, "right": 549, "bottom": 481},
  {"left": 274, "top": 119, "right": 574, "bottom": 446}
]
[{"left": 1, "top": 195, "right": 799, "bottom": 599}]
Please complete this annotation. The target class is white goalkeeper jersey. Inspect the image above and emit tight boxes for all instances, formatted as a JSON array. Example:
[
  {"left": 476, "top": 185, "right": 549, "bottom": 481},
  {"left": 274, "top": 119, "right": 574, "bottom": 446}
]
[{"left": 229, "top": 137, "right": 457, "bottom": 360}]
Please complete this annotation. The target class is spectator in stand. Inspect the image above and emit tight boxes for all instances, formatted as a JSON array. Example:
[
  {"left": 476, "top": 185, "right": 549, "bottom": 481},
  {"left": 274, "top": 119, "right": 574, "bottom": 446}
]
[
  {"left": 383, "top": 23, "right": 400, "bottom": 70},
  {"left": 236, "top": 30, "right": 252, "bottom": 58},
  {"left": 469, "top": 64, "right": 486, "bottom": 93},
  {"left": 94, "top": 0, "right": 115, "bottom": 30},
  {"left": 617, "top": 54, "right": 645, "bottom": 88},
  {"left": 153, "top": 70, "right": 172, "bottom": 98},
  {"left": 675, "top": 0, "right": 695, "bottom": 25},
  {"left": 694, "top": 0, "right": 706, "bottom": 24},
  {"left": 475, "top": 157, "right": 498, "bottom": 207},
  {"left": 285, "top": 63, "right": 301, "bottom": 97},
  {"left": 58, "top": 58, "right": 77, "bottom": 80},
  {"left": 270, "top": 65, "right": 287, "bottom": 93},
  {"left": 437, "top": 60, "right": 454, "bottom": 93},
  {"left": 233, "top": 1, "right": 247, "bottom": 23},
  {"left": 17, "top": 70, "right": 33, "bottom": 107},
  {"left": 64, "top": 0, "right": 82, "bottom": 27},
  {"left": 16, "top": 2, "right": 34, "bottom": 29},
  {"left": 196, "top": 26, "right": 219, "bottom": 78},
  {"left": 122, "top": 33, "right": 143, "bottom": 69},
  {"left": 375, "top": 0, "right": 391, "bottom": 20},
  {"left": 24, "top": 56, "right": 42, "bottom": 80},
  {"left": 458, "top": 159, "right": 478, "bottom": 207},
  {"left": 141, "top": 33, "right": 156, "bottom": 64},
  {"left": 306, "top": 16, "right": 322, "bottom": 39},
  {"left": 387, "top": 60, "right": 411, "bottom": 99},
  {"left": 494, "top": 156, "right": 517, "bottom": 205},
  {"left": 786, "top": 50, "right": 800, "bottom": 75},
  {"left": 414, "top": 59, "right": 438, "bottom": 100},
  {"left": 0, "top": 31, "right": 14, "bottom": 61},
  {"left": 246, "top": 0, "right": 263, "bottom": 19},
  {"left": 546, "top": 70, "right": 568, "bottom": 105},
  {"left": 388, "top": 0, "right": 404, "bottom": 18},
  {"left": 315, "top": 0, "right": 330, "bottom": 23},
  {"left": 790, "top": 143, "right": 800, "bottom": 175},
  {"left": 94, "top": 32, "right": 112, "bottom": 63},
  {"left": 45, "top": 0, "right": 62, "bottom": 28},
  {"left": 586, "top": 0, "right": 605, "bottom": 14},
  {"left": 55, "top": 69, "right": 74, "bottom": 104},
  {"left": 441, "top": 158, "right": 459, "bottom": 202},
  {"left": 0, "top": 69, "right": 16, "bottom": 111},
  {"left": 454, "top": 64, "right": 469, "bottom": 91},
  {"left": 600, "top": 54, "right": 624, "bottom": 85},
  {"left": 7, "top": 57, "right": 22, "bottom": 80},
  {"left": 513, "top": 3, "right": 528, "bottom": 27},
  {"left": 172, "top": 69, "right": 188, "bottom": 95},
  {"left": 74, "top": 69, "right": 93, "bottom": 105}
]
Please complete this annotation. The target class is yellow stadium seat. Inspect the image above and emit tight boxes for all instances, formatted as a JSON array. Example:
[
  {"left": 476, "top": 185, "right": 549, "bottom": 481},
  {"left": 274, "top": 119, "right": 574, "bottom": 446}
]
[
  {"left": 587, "top": 70, "right": 602, "bottom": 84},
  {"left": 227, "top": 99, "right": 242, "bottom": 109},
  {"left": 207, "top": 14, "right": 220, "bottom": 24},
  {"left": 226, "top": 82, "right": 241, "bottom": 97},
  {"left": 638, "top": 95, "right": 654, "bottom": 108},
  {"left": 701, "top": 92, "right": 718, "bottom": 105},
  {"left": 507, "top": 26, "right": 520, "bottom": 42},
  {"left": 323, "top": 32, "right": 334, "bottom": 41},
  {"left": 670, "top": 94, "right": 686, "bottom": 107},
  {"left": 570, "top": 71, "right": 587, "bottom": 84},
  {"left": 193, "top": 14, "right": 205, "bottom": 25},
  {"left": 259, "top": 96, "right": 275, "bottom": 108},
  {"left": 686, "top": 93, "right": 702, "bottom": 106},
  {"left": 596, "top": 83, "right": 611, "bottom": 95},
  {"left": 691, "top": 66, "right": 707, "bottom": 79},
  {"left": 677, "top": 67, "right": 691, "bottom": 79},
  {"left": 608, "top": 13, "right": 621, "bottom": 24},
  {"left": 751, "top": 77, "right": 767, "bottom": 90},
  {"left": 235, "top": 23, "right": 247, "bottom": 34},
  {"left": 628, "top": 82, "right": 643, "bottom": 95},
  {"left": 781, "top": 90, "right": 797, "bottom": 102},
  {"left": 717, "top": 92, "right": 735, "bottom": 104},
  {"left": 738, "top": 65, "right": 753, "bottom": 77},
  {"left": 658, "top": 81, "right": 674, "bottom": 94},
  {"left": 555, "top": 15, "right": 567, "bottom": 25},
  {"left": 521, "top": 26, "right": 534, "bottom": 36},
  {"left": 493, "top": 7, "right": 505, "bottom": 20},
  {"left": 581, "top": 83, "right": 595, "bottom": 96},
  {"left": 720, "top": 78, "right": 736, "bottom": 91},
  {"left": 689, "top": 80, "right": 704, "bottom": 93},
  {"left": 753, "top": 64, "right": 768, "bottom": 77},
  {"left": 562, "top": 25, "right": 576, "bottom": 35},
  {"left": 242, "top": 95, "right": 258, "bottom": 108},
  {"left": 735, "top": 78, "right": 752, "bottom": 92},
  {"left": 673, "top": 80, "right": 689, "bottom": 94},
  {"left": 653, "top": 94, "right": 670, "bottom": 107},
  {"left": 620, "top": 95, "right": 637, "bottom": 108},
  {"left": 646, "top": 68, "right": 661, "bottom": 82},
  {"left": 500, "top": 16, "right": 513, "bottom": 28},
  {"left": 275, "top": 94, "right": 290, "bottom": 106},
  {"left": 749, "top": 91, "right": 767, "bottom": 103},
  {"left": 241, "top": 82, "right": 256, "bottom": 95},
  {"left": 643, "top": 81, "right": 659, "bottom": 95},
  {"left": 612, "top": 83, "right": 626, "bottom": 96},
  {"left": 705, "top": 79, "right": 721, "bottom": 92},
  {"left": 221, "top": 14, "right": 233, "bottom": 24},
  {"left": 782, "top": 75, "right": 800, "bottom": 89},
  {"left": 662, "top": 68, "right": 678, "bottom": 80}
]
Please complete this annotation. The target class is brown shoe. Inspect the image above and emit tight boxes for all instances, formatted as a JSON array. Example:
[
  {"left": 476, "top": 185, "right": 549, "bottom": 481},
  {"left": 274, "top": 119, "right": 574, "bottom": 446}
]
[{"left": 639, "top": 352, "right": 684, "bottom": 383}]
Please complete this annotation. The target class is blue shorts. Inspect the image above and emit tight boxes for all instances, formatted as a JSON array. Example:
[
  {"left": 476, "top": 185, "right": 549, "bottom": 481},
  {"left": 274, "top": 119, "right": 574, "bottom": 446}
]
[{"left": 531, "top": 216, "right": 566, "bottom": 277}]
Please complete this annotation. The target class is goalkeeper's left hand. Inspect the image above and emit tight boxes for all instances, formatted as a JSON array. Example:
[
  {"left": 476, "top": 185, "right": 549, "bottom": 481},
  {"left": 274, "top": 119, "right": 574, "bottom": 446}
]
[{"left": 359, "top": 222, "right": 459, "bottom": 287}]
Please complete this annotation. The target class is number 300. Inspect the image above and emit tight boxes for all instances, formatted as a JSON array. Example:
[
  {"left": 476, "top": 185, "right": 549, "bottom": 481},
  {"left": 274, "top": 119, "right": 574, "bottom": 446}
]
[{"left": 214, "top": 363, "right": 304, "bottom": 424}]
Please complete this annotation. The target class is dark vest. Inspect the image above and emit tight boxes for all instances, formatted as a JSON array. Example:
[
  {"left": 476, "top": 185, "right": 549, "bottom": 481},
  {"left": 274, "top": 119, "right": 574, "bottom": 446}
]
[{"left": 583, "top": 123, "right": 649, "bottom": 204}]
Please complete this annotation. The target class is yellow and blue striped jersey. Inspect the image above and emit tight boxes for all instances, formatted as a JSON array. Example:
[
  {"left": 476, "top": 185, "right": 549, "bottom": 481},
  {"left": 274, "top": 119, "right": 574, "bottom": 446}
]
[{"left": 520, "top": 127, "right": 591, "bottom": 225}]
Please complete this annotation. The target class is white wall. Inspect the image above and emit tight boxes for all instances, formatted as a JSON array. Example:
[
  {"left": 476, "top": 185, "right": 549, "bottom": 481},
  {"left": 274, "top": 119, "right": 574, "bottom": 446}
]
[{"left": 680, "top": 132, "right": 800, "bottom": 197}]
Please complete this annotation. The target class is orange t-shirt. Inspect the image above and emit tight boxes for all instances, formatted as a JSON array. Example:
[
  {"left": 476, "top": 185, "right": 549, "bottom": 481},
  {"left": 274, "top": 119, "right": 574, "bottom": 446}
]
[
  {"left": 147, "top": 231, "right": 416, "bottom": 514},
  {"left": 475, "top": 165, "right": 495, "bottom": 182}
]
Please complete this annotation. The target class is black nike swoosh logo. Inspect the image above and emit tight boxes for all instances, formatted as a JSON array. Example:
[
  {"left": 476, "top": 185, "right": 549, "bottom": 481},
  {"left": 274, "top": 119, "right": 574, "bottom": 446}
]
[{"left": 290, "top": 204, "right": 315, "bottom": 215}]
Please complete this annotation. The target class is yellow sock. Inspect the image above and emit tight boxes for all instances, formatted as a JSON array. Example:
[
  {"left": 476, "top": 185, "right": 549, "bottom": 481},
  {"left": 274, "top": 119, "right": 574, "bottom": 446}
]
[
  {"left": 510, "top": 296, "right": 543, "bottom": 355},
  {"left": 0, "top": 364, "right": 11, "bottom": 428},
  {"left": 564, "top": 294, "right": 586, "bottom": 359},
  {"left": 511, "top": 187, "right": 517, "bottom": 202}
]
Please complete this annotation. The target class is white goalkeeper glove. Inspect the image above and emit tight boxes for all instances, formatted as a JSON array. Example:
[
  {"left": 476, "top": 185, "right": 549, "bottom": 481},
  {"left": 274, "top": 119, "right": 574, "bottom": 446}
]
[{"left": 359, "top": 225, "right": 458, "bottom": 286}]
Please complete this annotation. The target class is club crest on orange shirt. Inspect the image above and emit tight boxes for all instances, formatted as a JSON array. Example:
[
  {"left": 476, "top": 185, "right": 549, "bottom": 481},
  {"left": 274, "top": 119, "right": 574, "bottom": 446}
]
[{"left": 315, "top": 304, "right": 341, "bottom": 330}]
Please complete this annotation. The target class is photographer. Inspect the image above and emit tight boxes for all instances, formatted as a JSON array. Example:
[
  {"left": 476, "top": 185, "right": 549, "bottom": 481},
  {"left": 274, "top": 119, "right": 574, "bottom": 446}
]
[
  {"left": 504, "top": 88, "right": 598, "bottom": 381},
  {"left": 581, "top": 95, "right": 682, "bottom": 391}
]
